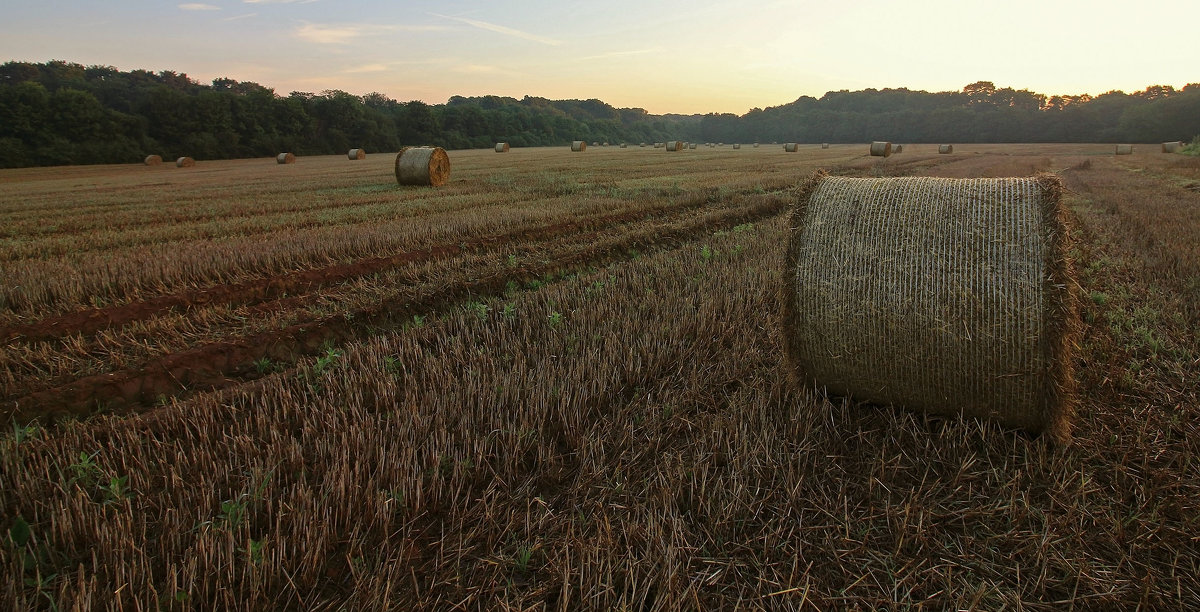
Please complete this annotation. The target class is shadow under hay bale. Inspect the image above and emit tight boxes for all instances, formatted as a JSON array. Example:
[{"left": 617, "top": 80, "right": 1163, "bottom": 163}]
[
  {"left": 175, "top": 157, "right": 195, "bottom": 168},
  {"left": 782, "top": 171, "right": 1079, "bottom": 443},
  {"left": 870, "top": 141, "right": 892, "bottom": 157},
  {"left": 276, "top": 152, "right": 296, "bottom": 164},
  {"left": 348, "top": 148, "right": 366, "bottom": 160},
  {"left": 571, "top": 141, "right": 586, "bottom": 152},
  {"left": 394, "top": 146, "right": 450, "bottom": 187},
  {"left": 939, "top": 144, "right": 954, "bottom": 154},
  {"left": 143, "top": 155, "right": 162, "bottom": 166}
]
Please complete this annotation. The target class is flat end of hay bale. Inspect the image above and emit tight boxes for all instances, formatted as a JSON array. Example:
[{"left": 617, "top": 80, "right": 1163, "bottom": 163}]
[
  {"left": 782, "top": 171, "right": 1080, "bottom": 443},
  {"left": 395, "top": 146, "right": 450, "bottom": 187}
]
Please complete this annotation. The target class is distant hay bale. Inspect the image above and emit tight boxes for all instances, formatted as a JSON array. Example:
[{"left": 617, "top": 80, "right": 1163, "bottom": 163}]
[
  {"left": 1162, "top": 141, "right": 1183, "bottom": 153},
  {"left": 640, "top": 143, "right": 647, "bottom": 147},
  {"left": 572, "top": 141, "right": 587, "bottom": 152},
  {"left": 666, "top": 140, "right": 683, "bottom": 151},
  {"left": 602, "top": 142, "right": 609, "bottom": 146},
  {"left": 175, "top": 157, "right": 195, "bottom": 168},
  {"left": 654, "top": 142, "right": 664, "bottom": 148},
  {"left": 893, "top": 144, "right": 903, "bottom": 154},
  {"left": 394, "top": 146, "right": 450, "bottom": 187},
  {"left": 592, "top": 141, "right": 599, "bottom": 146},
  {"left": 938, "top": 144, "right": 954, "bottom": 154},
  {"left": 785, "top": 143, "right": 799, "bottom": 152},
  {"left": 276, "top": 152, "right": 296, "bottom": 164},
  {"left": 688, "top": 143, "right": 697, "bottom": 149},
  {"left": 821, "top": 143, "right": 829, "bottom": 149},
  {"left": 870, "top": 141, "right": 892, "bottom": 157},
  {"left": 1115, "top": 144, "right": 1133, "bottom": 155},
  {"left": 143, "top": 155, "right": 162, "bottom": 166},
  {"left": 783, "top": 172, "right": 1079, "bottom": 443},
  {"left": 733, "top": 143, "right": 741, "bottom": 149},
  {"left": 753, "top": 143, "right": 760, "bottom": 148},
  {"left": 348, "top": 148, "right": 366, "bottom": 160},
  {"left": 620, "top": 143, "right": 628, "bottom": 148},
  {"left": 494, "top": 142, "right": 510, "bottom": 153}
]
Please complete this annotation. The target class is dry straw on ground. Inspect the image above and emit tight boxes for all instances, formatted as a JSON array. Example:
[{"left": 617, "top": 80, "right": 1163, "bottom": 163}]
[
  {"left": 939, "top": 144, "right": 954, "bottom": 154},
  {"left": 494, "top": 143, "right": 509, "bottom": 153},
  {"left": 785, "top": 143, "right": 799, "bottom": 152},
  {"left": 175, "top": 157, "right": 195, "bottom": 168},
  {"left": 870, "top": 141, "right": 892, "bottom": 157},
  {"left": 571, "top": 141, "right": 586, "bottom": 152},
  {"left": 348, "top": 148, "right": 366, "bottom": 160},
  {"left": 394, "top": 146, "right": 450, "bottom": 187},
  {"left": 143, "top": 155, "right": 162, "bottom": 166},
  {"left": 1115, "top": 144, "right": 1133, "bottom": 155},
  {"left": 1162, "top": 141, "right": 1183, "bottom": 153},
  {"left": 783, "top": 171, "right": 1079, "bottom": 443},
  {"left": 276, "top": 153, "right": 296, "bottom": 164}
]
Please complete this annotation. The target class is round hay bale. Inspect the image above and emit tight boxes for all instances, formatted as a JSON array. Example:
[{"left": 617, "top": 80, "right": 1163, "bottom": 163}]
[
  {"left": 785, "top": 143, "right": 799, "bottom": 152},
  {"left": 753, "top": 143, "right": 760, "bottom": 148},
  {"left": 733, "top": 143, "right": 741, "bottom": 149},
  {"left": 276, "top": 152, "right": 296, "bottom": 164},
  {"left": 666, "top": 140, "right": 683, "bottom": 151},
  {"left": 654, "top": 142, "right": 664, "bottom": 148},
  {"left": 688, "top": 143, "right": 697, "bottom": 149},
  {"left": 1115, "top": 144, "right": 1133, "bottom": 155},
  {"left": 592, "top": 141, "right": 599, "bottom": 146},
  {"left": 640, "top": 143, "right": 647, "bottom": 147},
  {"left": 870, "top": 141, "right": 892, "bottom": 157},
  {"left": 394, "top": 146, "right": 450, "bottom": 187},
  {"left": 571, "top": 141, "right": 586, "bottom": 152},
  {"left": 620, "top": 143, "right": 628, "bottom": 148},
  {"left": 348, "top": 148, "right": 366, "bottom": 160},
  {"left": 1162, "top": 141, "right": 1183, "bottom": 153},
  {"left": 175, "top": 157, "right": 195, "bottom": 168},
  {"left": 938, "top": 144, "right": 954, "bottom": 154},
  {"left": 494, "top": 142, "right": 510, "bottom": 153},
  {"left": 893, "top": 144, "right": 904, "bottom": 154},
  {"left": 783, "top": 172, "right": 1079, "bottom": 442},
  {"left": 143, "top": 155, "right": 162, "bottom": 166},
  {"left": 821, "top": 143, "right": 830, "bottom": 149}
]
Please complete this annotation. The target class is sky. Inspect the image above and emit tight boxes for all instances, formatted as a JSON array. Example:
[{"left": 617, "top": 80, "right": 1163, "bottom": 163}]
[{"left": 1, "top": 0, "right": 1196, "bottom": 115}]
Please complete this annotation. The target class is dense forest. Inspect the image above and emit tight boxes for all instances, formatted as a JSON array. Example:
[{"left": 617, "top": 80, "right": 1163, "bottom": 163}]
[{"left": 1, "top": 60, "right": 1198, "bottom": 168}]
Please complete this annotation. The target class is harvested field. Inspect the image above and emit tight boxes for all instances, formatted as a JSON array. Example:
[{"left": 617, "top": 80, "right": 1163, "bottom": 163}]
[{"left": 2, "top": 144, "right": 1198, "bottom": 609}]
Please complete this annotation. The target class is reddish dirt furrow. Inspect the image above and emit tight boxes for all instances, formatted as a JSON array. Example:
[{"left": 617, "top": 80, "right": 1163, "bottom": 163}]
[
  {"left": 4, "top": 194, "right": 790, "bottom": 424},
  {"left": 0, "top": 194, "right": 721, "bottom": 344}
]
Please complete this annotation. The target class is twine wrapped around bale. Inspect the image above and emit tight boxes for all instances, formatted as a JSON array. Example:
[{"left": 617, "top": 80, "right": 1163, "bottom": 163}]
[
  {"left": 870, "top": 141, "right": 892, "bottom": 157},
  {"left": 1114, "top": 144, "right": 1133, "bottom": 155},
  {"left": 1162, "top": 141, "right": 1183, "bottom": 153},
  {"left": 572, "top": 141, "right": 587, "bottom": 152},
  {"left": 495, "top": 142, "right": 509, "bottom": 153},
  {"left": 785, "top": 143, "right": 799, "bottom": 152},
  {"left": 939, "top": 144, "right": 954, "bottom": 154},
  {"left": 783, "top": 171, "right": 1079, "bottom": 442},
  {"left": 144, "top": 155, "right": 162, "bottom": 166},
  {"left": 821, "top": 143, "right": 830, "bottom": 149},
  {"left": 175, "top": 157, "right": 195, "bottom": 168},
  {"left": 276, "top": 153, "right": 296, "bottom": 164},
  {"left": 348, "top": 148, "right": 366, "bottom": 160},
  {"left": 394, "top": 146, "right": 450, "bottom": 187}
]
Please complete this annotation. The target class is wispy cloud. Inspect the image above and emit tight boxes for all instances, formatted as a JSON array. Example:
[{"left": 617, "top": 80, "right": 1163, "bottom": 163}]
[
  {"left": 245, "top": 0, "right": 318, "bottom": 4},
  {"left": 580, "top": 48, "right": 660, "bottom": 61},
  {"left": 295, "top": 22, "right": 447, "bottom": 44},
  {"left": 451, "top": 63, "right": 524, "bottom": 77},
  {"left": 344, "top": 63, "right": 390, "bottom": 74},
  {"left": 223, "top": 12, "right": 258, "bottom": 21},
  {"left": 430, "top": 13, "right": 561, "bottom": 46},
  {"left": 179, "top": 3, "right": 221, "bottom": 10}
]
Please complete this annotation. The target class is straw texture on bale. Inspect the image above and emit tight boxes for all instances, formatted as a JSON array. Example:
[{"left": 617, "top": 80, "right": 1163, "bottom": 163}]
[
  {"left": 175, "top": 157, "right": 195, "bottom": 168},
  {"left": 939, "top": 144, "right": 954, "bottom": 154},
  {"left": 394, "top": 146, "right": 450, "bottom": 187},
  {"left": 1162, "top": 141, "right": 1183, "bottom": 153},
  {"left": 143, "top": 155, "right": 162, "bottom": 166},
  {"left": 870, "top": 141, "right": 892, "bottom": 157},
  {"left": 1114, "top": 144, "right": 1133, "bottom": 155},
  {"left": 785, "top": 143, "right": 799, "bottom": 152},
  {"left": 348, "top": 148, "right": 366, "bottom": 160},
  {"left": 494, "top": 142, "right": 509, "bottom": 153},
  {"left": 666, "top": 141, "right": 683, "bottom": 151},
  {"left": 572, "top": 141, "right": 586, "bottom": 152},
  {"left": 783, "top": 171, "right": 1079, "bottom": 443},
  {"left": 276, "top": 152, "right": 296, "bottom": 164}
]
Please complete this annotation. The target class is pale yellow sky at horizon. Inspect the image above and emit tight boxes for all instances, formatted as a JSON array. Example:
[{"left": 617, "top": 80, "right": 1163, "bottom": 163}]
[{"left": 1, "top": 0, "right": 1195, "bottom": 114}]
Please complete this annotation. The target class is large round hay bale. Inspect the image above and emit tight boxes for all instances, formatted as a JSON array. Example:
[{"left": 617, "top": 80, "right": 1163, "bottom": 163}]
[
  {"left": 494, "top": 142, "right": 510, "bottom": 153},
  {"left": 666, "top": 140, "right": 683, "bottom": 151},
  {"left": 348, "top": 148, "right": 366, "bottom": 160},
  {"left": 870, "top": 141, "right": 892, "bottom": 157},
  {"left": 785, "top": 143, "right": 799, "bottom": 152},
  {"left": 394, "top": 146, "right": 450, "bottom": 187},
  {"left": 144, "top": 155, "right": 162, "bottom": 166},
  {"left": 276, "top": 152, "right": 296, "bottom": 164},
  {"left": 572, "top": 141, "right": 586, "bottom": 152},
  {"left": 1114, "top": 144, "right": 1133, "bottom": 155},
  {"left": 1161, "top": 141, "right": 1184, "bottom": 153},
  {"left": 938, "top": 144, "right": 954, "bottom": 154},
  {"left": 783, "top": 172, "right": 1078, "bottom": 442},
  {"left": 175, "top": 157, "right": 195, "bottom": 168},
  {"left": 821, "top": 143, "right": 830, "bottom": 149}
]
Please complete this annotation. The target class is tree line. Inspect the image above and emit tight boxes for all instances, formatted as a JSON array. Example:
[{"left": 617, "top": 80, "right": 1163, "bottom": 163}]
[{"left": 1, "top": 61, "right": 1197, "bottom": 168}]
